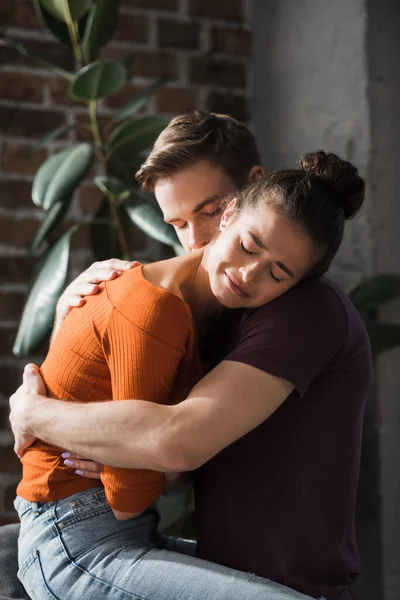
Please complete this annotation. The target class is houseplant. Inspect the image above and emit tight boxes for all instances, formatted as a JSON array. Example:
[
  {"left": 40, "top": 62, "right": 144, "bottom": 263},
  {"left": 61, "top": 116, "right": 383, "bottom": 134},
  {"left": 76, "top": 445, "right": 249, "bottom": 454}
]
[{"left": 1, "top": 0, "right": 179, "bottom": 356}]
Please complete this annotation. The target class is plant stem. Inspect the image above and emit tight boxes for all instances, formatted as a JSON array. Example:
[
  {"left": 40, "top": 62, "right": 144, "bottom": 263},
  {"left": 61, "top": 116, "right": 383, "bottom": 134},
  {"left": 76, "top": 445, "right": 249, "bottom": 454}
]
[
  {"left": 109, "top": 197, "right": 131, "bottom": 259},
  {"left": 63, "top": 1, "right": 84, "bottom": 65},
  {"left": 89, "top": 100, "right": 103, "bottom": 149}
]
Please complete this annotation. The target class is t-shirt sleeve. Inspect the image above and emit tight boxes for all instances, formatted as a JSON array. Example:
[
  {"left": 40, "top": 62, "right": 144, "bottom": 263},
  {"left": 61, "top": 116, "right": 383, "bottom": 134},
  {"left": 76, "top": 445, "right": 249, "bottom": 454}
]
[{"left": 224, "top": 281, "right": 348, "bottom": 397}]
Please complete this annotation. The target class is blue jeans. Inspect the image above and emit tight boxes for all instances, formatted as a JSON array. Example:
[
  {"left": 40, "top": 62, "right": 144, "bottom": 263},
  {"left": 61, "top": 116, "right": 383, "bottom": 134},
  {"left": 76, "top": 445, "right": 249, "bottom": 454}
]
[{"left": 15, "top": 487, "right": 313, "bottom": 600}]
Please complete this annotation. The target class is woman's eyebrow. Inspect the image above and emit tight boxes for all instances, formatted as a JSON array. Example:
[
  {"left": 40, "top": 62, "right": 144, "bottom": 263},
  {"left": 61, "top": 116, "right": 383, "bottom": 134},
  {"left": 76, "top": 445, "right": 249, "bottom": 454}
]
[{"left": 249, "top": 232, "right": 295, "bottom": 278}]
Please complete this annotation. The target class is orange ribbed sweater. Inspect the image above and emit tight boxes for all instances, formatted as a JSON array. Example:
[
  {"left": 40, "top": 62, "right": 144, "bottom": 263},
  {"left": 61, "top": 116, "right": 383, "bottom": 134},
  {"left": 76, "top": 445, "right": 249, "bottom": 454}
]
[{"left": 17, "top": 266, "right": 202, "bottom": 513}]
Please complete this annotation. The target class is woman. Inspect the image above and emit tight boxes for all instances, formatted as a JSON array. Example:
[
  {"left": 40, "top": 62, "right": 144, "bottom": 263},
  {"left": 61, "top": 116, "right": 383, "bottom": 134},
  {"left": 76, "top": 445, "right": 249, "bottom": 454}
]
[{"left": 11, "top": 151, "right": 372, "bottom": 600}]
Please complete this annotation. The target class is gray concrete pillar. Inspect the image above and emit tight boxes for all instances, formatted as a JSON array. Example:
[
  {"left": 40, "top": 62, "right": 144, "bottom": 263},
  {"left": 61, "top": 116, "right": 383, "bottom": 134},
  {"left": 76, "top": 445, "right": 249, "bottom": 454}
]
[{"left": 252, "top": 1, "right": 400, "bottom": 598}]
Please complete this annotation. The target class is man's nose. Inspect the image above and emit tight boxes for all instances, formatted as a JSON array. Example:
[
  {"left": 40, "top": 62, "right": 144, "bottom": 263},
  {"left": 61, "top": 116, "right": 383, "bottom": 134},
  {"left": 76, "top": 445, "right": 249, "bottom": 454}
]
[{"left": 188, "top": 227, "right": 207, "bottom": 250}]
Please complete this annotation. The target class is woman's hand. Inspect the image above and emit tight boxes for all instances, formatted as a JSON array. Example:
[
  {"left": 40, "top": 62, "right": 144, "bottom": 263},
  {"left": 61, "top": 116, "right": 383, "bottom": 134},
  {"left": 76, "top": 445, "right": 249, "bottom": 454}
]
[
  {"left": 62, "top": 452, "right": 103, "bottom": 479},
  {"left": 52, "top": 259, "right": 140, "bottom": 342}
]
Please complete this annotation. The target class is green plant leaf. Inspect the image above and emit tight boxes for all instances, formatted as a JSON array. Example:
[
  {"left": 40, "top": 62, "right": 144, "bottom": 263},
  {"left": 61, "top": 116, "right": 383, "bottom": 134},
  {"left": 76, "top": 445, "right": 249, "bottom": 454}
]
[
  {"left": 29, "top": 199, "right": 73, "bottom": 254},
  {"left": 367, "top": 324, "right": 400, "bottom": 355},
  {"left": 34, "top": 0, "right": 88, "bottom": 44},
  {"left": 13, "top": 226, "right": 77, "bottom": 356},
  {"left": 69, "top": 60, "right": 127, "bottom": 100},
  {"left": 0, "top": 38, "right": 72, "bottom": 79},
  {"left": 32, "top": 147, "right": 75, "bottom": 208},
  {"left": 90, "top": 197, "right": 123, "bottom": 260},
  {"left": 94, "top": 176, "right": 130, "bottom": 199},
  {"left": 82, "top": 0, "right": 120, "bottom": 61},
  {"left": 106, "top": 153, "right": 144, "bottom": 187},
  {"left": 32, "top": 144, "right": 94, "bottom": 210},
  {"left": 107, "top": 116, "right": 169, "bottom": 158},
  {"left": 30, "top": 123, "right": 74, "bottom": 153},
  {"left": 113, "top": 79, "right": 165, "bottom": 123},
  {"left": 40, "top": 0, "right": 92, "bottom": 22},
  {"left": 124, "top": 193, "right": 178, "bottom": 246},
  {"left": 349, "top": 274, "right": 400, "bottom": 312}
]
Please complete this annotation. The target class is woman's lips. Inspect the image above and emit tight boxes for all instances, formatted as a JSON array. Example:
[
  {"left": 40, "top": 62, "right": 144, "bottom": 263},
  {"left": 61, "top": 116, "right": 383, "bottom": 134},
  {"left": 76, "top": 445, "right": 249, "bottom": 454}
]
[{"left": 224, "top": 272, "right": 250, "bottom": 298}]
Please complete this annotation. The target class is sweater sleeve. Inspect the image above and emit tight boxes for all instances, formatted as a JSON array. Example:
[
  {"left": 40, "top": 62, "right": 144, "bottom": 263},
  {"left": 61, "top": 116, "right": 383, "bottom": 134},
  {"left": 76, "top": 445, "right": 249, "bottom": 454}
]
[{"left": 99, "top": 292, "right": 192, "bottom": 513}]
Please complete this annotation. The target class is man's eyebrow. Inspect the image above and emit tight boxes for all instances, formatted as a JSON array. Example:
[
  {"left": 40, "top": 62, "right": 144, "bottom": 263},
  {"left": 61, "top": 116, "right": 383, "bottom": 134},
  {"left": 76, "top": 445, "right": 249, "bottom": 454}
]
[
  {"left": 249, "top": 232, "right": 295, "bottom": 278},
  {"left": 192, "top": 195, "right": 225, "bottom": 214},
  {"left": 166, "top": 195, "right": 225, "bottom": 223}
]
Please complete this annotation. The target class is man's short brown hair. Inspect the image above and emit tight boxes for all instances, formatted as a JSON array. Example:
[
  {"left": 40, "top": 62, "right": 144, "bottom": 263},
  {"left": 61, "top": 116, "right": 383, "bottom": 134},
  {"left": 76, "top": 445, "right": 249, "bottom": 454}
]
[{"left": 135, "top": 111, "right": 261, "bottom": 191}]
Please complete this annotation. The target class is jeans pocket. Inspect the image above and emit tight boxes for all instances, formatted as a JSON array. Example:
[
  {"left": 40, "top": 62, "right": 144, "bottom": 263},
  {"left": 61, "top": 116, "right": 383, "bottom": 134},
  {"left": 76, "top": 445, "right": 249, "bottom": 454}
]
[{"left": 18, "top": 549, "right": 59, "bottom": 600}]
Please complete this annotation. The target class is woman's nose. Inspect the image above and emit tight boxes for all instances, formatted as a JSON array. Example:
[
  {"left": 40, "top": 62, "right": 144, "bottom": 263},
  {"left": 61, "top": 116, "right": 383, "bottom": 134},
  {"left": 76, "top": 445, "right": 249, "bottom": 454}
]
[{"left": 239, "top": 262, "right": 260, "bottom": 283}]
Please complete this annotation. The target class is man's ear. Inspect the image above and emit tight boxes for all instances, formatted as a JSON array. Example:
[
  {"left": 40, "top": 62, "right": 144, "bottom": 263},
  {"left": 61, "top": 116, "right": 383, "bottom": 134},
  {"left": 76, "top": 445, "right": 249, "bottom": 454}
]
[
  {"left": 219, "top": 199, "right": 237, "bottom": 231},
  {"left": 248, "top": 165, "right": 265, "bottom": 183}
]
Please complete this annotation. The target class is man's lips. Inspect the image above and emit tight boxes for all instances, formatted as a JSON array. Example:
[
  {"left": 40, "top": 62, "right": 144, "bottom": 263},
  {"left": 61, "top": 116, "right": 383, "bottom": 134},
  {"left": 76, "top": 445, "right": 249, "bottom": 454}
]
[{"left": 224, "top": 272, "right": 250, "bottom": 298}]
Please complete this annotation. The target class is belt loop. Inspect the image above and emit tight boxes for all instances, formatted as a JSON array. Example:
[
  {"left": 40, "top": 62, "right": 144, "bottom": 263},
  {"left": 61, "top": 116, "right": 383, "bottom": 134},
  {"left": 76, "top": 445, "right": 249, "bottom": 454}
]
[{"left": 32, "top": 501, "right": 40, "bottom": 514}]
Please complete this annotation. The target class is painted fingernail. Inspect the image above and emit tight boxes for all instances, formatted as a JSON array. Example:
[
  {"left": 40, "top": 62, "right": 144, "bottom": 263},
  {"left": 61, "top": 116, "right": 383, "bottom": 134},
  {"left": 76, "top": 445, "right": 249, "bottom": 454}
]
[
  {"left": 75, "top": 470, "right": 84, "bottom": 476},
  {"left": 61, "top": 452, "right": 70, "bottom": 459},
  {"left": 64, "top": 459, "right": 74, "bottom": 467}
]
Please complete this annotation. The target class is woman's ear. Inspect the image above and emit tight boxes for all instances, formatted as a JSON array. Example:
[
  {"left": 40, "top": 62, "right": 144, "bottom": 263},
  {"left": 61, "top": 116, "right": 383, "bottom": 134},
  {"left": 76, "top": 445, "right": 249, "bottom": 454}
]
[
  {"left": 248, "top": 165, "right": 265, "bottom": 183},
  {"left": 219, "top": 199, "right": 237, "bottom": 231}
]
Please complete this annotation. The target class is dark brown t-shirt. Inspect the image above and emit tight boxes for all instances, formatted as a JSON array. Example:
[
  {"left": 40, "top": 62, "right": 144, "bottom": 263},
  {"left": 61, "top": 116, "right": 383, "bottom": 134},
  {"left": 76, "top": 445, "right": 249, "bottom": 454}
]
[{"left": 194, "top": 277, "right": 373, "bottom": 600}]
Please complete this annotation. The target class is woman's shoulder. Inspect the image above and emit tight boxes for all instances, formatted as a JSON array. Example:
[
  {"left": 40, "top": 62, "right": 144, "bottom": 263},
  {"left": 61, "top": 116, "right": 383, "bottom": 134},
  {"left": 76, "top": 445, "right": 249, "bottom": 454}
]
[{"left": 104, "top": 260, "right": 194, "bottom": 343}]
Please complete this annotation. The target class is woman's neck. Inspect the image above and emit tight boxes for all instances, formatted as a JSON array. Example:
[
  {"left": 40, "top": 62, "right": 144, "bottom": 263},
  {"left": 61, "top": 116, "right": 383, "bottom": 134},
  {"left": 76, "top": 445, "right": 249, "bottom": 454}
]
[{"left": 178, "top": 249, "right": 222, "bottom": 331}]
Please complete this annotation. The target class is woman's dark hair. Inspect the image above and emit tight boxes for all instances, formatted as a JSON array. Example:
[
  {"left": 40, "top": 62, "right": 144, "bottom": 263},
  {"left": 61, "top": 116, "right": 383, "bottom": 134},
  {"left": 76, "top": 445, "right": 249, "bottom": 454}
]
[
  {"left": 136, "top": 110, "right": 261, "bottom": 191},
  {"left": 236, "top": 151, "right": 365, "bottom": 278}
]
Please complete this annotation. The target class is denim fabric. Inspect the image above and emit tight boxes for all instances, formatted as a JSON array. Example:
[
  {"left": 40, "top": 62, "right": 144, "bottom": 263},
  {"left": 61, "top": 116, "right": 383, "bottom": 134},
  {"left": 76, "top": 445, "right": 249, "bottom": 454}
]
[{"left": 15, "top": 488, "right": 313, "bottom": 600}]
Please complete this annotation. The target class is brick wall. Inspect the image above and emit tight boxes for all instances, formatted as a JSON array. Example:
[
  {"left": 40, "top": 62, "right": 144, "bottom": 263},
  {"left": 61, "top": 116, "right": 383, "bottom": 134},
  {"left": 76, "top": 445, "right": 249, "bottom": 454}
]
[{"left": 0, "top": 0, "right": 253, "bottom": 523}]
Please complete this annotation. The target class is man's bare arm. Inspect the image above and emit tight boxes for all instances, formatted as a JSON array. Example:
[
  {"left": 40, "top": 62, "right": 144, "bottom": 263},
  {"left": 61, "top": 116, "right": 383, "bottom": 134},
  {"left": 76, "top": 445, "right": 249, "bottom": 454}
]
[{"left": 11, "top": 361, "right": 294, "bottom": 472}]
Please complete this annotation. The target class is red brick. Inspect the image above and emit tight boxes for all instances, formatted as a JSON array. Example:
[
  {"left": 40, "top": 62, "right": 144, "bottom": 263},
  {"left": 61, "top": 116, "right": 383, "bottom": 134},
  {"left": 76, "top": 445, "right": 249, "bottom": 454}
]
[
  {"left": 0, "top": 293, "right": 26, "bottom": 322},
  {"left": 0, "top": 215, "right": 39, "bottom": 246},
  {"left": 211, "top": 26, "right": 252, "bottom": 56},
  {"left": 156, "top": 86, "right": 198, "bottom": 114},
  {"left": 77, "top": 185, "right": 102, "bottom": 215},
  {"left": 0, "top": 106, "right": 66, "bottom": 138},
  {"left": 0, "top": 71, "right": 45, "bottom": 103},
  {"left": 49, "top": 77, "right": 85, "bottom": 106},
  {"left": 0, "top": 180, "right": 33, "bottom": 209},
  {"left": 0, "top": 256, "right": 36, "bottom": 282},
  {"left": 70, "top": 222, "right": 90, "bottom": 250},
  {"left": 122, "top": 0, "right": 178, "bottom": 10},
  {"left": 135, "top": 51, "right": 177, "bottom": 79},
  {"left": 0, "top": 365, "right": 23, "bottom": 398},
  {"left": 3, "top": 0, "right": 41, "bottom": 29},
  {"left": 115, "top": 13, "right": 149, "bottom": 43},
  {"left": 0, "top": 329, "right": 18, "bottom": 356},
  {"left": 189, "top": 57, "right": 246, "bottom": 88},
  {"left": 99, "top": 45, "right": 135, "bottom": 76},
  {"left": 0, "top": 445, "right": 21, "bottom": 474},
  {"left": 189, "top": 0, "right": 244, "bottom": 21},
  {"left": 103, "top": 83, "right": 144, "bottom": 110},
  {"left": 207, "top": 91, "right": 248, "bottom": 122},
  {"left": 100, "top": 47, "right": 177, "bottom": 80},
  {"left": 0, "top": 141, "right": 47, "bottom": 175},
  {"left": 0, "top": 39, "right": 74, "bottom": 71},
  {"left": 158, "top": 19, "right": 199, "bottom": 49}
]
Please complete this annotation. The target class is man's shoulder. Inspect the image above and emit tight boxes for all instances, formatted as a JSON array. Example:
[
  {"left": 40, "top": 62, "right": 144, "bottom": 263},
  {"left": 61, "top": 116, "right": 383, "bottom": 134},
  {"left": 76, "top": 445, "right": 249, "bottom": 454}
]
[{"left": 242, "top": 277, "right": 352, "bottom": 329}]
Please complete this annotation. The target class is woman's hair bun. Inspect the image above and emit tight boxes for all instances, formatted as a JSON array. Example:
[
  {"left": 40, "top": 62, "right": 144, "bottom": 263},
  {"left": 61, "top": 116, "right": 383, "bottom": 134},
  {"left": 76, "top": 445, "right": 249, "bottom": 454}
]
[{"left": 299, "top": 150, "right": 365, "bottom": 219}]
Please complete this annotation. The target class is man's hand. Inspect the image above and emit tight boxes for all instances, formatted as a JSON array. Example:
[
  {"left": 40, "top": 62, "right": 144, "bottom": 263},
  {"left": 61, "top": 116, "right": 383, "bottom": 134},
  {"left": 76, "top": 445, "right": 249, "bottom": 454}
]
[
  {"left": 9, "top": 363, "right": 46, "bottom": 458},
  {"left": 52, "top": 259, "right": 140, "bottom": 342}
]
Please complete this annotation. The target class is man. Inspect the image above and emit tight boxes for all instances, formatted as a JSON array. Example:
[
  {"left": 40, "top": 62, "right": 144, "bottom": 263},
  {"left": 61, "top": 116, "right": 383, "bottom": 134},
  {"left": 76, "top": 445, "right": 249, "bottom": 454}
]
[{"left": 6, "top": 112, "right": 371, "bottom": 600}]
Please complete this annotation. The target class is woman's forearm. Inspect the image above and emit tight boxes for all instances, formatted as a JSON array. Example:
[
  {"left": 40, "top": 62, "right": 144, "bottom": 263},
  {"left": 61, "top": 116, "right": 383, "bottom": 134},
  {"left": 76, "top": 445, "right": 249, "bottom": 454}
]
[{"left": 23, "top": 394, "right": 181, "bottom": 472}]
